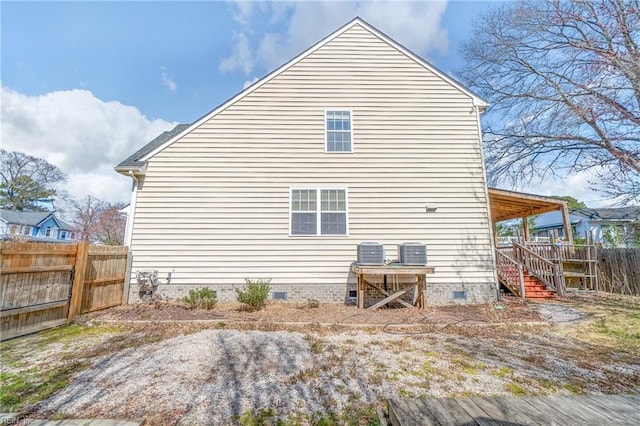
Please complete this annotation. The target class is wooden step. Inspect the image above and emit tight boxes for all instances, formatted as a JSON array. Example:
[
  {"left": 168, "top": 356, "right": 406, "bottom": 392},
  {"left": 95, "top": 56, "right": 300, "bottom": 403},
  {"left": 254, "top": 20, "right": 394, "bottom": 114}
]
[
  {"left": 524, "top": 284, "right": 549, "bottom": 292},
  {"left": 526, "top": 291, "right": 556, "bottom": 299}
]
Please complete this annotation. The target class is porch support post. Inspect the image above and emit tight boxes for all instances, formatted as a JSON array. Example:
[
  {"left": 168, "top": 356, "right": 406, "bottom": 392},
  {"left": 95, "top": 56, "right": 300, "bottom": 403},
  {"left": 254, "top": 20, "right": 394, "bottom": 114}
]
[
  {"left": 521, "top": 216, "right": 530, "bottom": 242},
  {"left": 560, "top": 204, "right": 574, "bottom": 243}
]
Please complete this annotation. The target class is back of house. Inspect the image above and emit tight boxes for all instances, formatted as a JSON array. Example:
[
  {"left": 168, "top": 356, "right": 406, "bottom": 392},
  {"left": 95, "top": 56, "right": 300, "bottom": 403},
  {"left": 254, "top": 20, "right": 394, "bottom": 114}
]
[{"left": 116, "top": 18, "right": 497, "bottom": 305}]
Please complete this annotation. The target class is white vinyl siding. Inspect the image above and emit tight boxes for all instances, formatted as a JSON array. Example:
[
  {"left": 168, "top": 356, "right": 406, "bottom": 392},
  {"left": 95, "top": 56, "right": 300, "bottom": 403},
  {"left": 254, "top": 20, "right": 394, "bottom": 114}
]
[
  {"left": 325, "top": 110, "right": 352, "bottom": 152},
  {"left": 127, "top": 23, "right": 495, "bottom": 296},
  {"left": 291, "top": 188, "right": 347, "bottom": 236}
]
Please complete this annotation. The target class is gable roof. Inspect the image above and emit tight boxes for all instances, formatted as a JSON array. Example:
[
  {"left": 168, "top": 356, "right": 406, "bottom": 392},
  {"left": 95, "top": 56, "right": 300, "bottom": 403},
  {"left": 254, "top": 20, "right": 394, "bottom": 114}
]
[
  {"left": 0, "top": 209, "right": 51, "bottom": 226},
  {"left": 116, "top": 17, "right": 487, "bottom": 173},
  {"left": 116, "top": 124, "right": 190, "bottom": 171},
  {"left": 0, "top": 209, "right": 74, "bottom": 230}
]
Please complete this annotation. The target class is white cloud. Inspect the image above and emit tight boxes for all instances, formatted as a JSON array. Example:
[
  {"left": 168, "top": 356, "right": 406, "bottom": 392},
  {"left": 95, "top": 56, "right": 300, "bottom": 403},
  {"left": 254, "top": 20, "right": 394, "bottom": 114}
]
[
  {"left": 221, "top": 0, "right": 449, "bottom": 75},
  {"left": 243, "top": 77, "right": 259, "bottom": 89},
  {"left": 161, "top": 68, "right": 177, "bottom": 92},
  {"left": 219, "top": 31, "right": 255, "bottom": 75},
  {"left": 518, "top": 169, "right": 620, "bottom": 208},
  {"left": 1, "top": 86, "right": 177, "bottom": 205}
]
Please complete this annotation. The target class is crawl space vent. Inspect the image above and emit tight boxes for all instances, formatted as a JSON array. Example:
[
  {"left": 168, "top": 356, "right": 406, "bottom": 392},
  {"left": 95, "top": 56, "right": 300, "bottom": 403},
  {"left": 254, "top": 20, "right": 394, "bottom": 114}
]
[
  {"left": 272, "top": 291, "right": 288, "bottom": 300},
  {"left": 452, "top": 291, "right": 468, "bottom": 300},
  {"left": 348, "top": 290, "right": 357, "bottom": 298}
]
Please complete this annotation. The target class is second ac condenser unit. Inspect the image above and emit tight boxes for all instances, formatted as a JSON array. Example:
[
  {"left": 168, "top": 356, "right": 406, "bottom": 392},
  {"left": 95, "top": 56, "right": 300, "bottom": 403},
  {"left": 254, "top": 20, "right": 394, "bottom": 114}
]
[
  {"left": 398, "top": 242, "right": 427, "bottom": 265},
  {"left": 357, "top": 242, "right": 385, "bottom": 265}
]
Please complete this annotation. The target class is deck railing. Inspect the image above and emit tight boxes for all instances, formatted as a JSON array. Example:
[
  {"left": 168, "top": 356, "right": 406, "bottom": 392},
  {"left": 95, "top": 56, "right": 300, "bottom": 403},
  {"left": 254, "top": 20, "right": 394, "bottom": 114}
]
[
  {"left": 495, "top": 249, "right": 525, "bottom": 299},
  {"left": 525, "top": 243, "right": 596, "bottom": 262},
  {"left": 513, "top": 242, "right": 565, "bottom": 295}
]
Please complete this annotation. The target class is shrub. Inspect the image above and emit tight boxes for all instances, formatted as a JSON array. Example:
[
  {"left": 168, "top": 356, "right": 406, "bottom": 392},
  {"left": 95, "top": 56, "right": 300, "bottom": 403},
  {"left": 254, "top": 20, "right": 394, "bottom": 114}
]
[
  {"left": 183, "top": 287, "right": 217, "bottom": 310},
  {"left": 235, "top": 278, "right": 271, "bottom": 311}
]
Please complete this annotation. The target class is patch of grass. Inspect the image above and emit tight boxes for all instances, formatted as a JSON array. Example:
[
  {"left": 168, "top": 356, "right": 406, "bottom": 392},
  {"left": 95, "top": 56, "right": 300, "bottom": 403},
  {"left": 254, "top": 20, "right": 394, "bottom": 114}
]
[
  {"left": 505, "top": 382, "right": 527, "bottom": 396},
  {"left": 563, "top": 382, "right": 585, "bottom": 394},
  {"left": 310, "top": 340, "right": 324, "bottom": 354},
  {"left": 561, "top": 295, "right": 640, "bottom": 356},
  {"left": 536, "top": 378, "right": 557, "bottom": 391},
  {"left": 422, "top": 360, "right": 439, "bottom": 377},
  {"left": 449, "top": 357, "right": 484, "bottom": 375},
  {"left": 491, "top": 367, "right": 514, "bottom": 378},
  {"left": 0, "top": 360, "right": 91, "bottom": 411},
  {"left": 48, "top": 412, "right": 73, "bottom": 420},
  {"left": 341, "top": 403, "right": 380, "bottom": 426},
  {"left": 238, "top": 408, "right": 280, "bottom": 426}
]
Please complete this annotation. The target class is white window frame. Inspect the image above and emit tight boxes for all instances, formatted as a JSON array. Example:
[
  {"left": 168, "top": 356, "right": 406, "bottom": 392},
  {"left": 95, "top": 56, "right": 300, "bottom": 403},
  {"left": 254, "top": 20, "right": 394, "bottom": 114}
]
[
  {"left": 289, "top": 187, "right": 349, "bottom": 236},
  {"left": 324, "top": 109, "right": 354, "bottom": 153}
]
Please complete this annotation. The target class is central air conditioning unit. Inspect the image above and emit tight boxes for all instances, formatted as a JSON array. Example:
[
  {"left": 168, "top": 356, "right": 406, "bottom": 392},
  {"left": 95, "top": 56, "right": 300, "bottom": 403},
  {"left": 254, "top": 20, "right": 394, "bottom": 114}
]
[
  {"left": 357, "top": 242, "right": 385, "bottom": 265},
  {"left": 398, "top": 242, "right": 427, "bottom": 265}
]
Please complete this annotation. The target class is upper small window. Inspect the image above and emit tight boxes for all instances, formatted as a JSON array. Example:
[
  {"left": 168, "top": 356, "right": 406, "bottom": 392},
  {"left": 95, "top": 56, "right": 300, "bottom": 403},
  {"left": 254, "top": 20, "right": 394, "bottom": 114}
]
[{"left": 325, "top": 110, "right": 352, "bottom": 152}]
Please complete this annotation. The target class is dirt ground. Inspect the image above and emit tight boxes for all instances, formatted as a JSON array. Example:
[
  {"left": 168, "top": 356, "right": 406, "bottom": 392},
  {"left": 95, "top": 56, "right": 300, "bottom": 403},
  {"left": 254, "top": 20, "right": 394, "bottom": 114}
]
[
  {"left": 1, "top": 292, "right": 639, "bottom": 425},
  {"left": 82, "top": 295, "right": 542, "bottom": 327}
]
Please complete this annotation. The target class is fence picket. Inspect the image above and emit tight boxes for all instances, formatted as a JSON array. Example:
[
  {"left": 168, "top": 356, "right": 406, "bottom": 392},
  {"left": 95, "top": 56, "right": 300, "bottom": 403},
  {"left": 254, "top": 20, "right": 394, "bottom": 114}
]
[
  {"left": 1, "top": 241, "right": 128, "bottom": 340},
  {"left": 597, "top": 248, "right": 640, "bottom": 296}
]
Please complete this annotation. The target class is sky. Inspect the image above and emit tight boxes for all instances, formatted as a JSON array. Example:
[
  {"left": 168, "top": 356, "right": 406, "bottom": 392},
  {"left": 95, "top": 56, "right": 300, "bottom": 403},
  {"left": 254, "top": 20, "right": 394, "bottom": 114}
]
[{"left": 1, "top": 0, "right": 616, "bottom": 211}]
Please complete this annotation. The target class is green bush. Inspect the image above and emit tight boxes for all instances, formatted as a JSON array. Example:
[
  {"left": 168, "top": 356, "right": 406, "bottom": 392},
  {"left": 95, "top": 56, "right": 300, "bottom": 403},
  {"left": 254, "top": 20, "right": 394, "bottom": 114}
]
[
  {"left": 235, "top": 278, "right": 271, "bottom": 311},
  {"left": 183, "top": 287, "right": 217, "bottom": 310}
]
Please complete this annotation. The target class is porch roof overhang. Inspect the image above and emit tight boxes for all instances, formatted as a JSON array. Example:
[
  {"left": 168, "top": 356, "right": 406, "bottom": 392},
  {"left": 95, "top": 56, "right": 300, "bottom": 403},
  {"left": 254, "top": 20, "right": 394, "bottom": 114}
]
[{"left": 487, "top": 188, "right": 569, "bottom": 223}]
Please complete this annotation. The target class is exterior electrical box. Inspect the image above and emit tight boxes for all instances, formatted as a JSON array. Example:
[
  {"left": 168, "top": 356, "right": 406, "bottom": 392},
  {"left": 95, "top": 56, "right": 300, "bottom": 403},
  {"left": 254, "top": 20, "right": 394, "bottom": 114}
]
[
  {"left": 357, "top": 242, "right": 385, "bottom": 265},
  {"left": 398, "top": 242, "right": 427, "bottom": 265}
]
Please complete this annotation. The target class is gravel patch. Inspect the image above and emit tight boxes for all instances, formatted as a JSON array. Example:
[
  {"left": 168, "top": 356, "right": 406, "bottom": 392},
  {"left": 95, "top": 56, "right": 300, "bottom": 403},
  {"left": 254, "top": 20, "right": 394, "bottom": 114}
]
[
  {"left": 35, "top": 325, "right": 640, "bottom": 424},
  {"left": 532, "top": 302, "right": 585, "bottom": 323}
]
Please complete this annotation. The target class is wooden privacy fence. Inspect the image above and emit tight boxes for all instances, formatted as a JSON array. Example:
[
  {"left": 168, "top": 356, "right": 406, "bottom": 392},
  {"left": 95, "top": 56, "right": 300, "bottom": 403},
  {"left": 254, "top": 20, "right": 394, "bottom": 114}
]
[
  {"left": 596, "top": 248, "right": 640, "bottom": 296},
  {"left": 1, "top": 241, "right": 131, "bottom": 340}
]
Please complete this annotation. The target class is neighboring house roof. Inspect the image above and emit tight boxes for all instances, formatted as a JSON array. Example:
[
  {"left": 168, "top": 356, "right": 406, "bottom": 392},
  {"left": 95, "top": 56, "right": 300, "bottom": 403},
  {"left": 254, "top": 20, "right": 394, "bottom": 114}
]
[
  {"left": 0, "top": 209, "right": 73, "bottom": 230},
  {"left": 570, "top": 207, "right": 640, "bottom": 221},
  {"left": 115, "top": 17, "right": 487, "bottom": 174},
  {"left": 0, "top": 209, "right": 51, "bottom": 226},
  {"left": 534, "top": 207, "right": 640, "bottom": 229},
  {"left": 534, "top": 211, "right": 582, "bottom": 230}
]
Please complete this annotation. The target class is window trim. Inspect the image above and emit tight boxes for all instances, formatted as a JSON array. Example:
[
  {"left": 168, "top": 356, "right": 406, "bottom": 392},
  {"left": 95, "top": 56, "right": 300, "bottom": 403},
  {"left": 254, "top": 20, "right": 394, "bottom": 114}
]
[
  {"left": 289, "top": 187, "right": 349, "bottom": 237},
  {"left": 324, "top": 109, "right": 354, "bottom": 153}
]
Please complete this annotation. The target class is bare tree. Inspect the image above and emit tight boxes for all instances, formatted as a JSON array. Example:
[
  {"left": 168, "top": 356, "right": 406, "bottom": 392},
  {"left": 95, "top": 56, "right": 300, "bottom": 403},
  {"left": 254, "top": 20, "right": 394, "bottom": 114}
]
[
  {"left": 461, "top": 0, "right": 640, "bottom": 204},
  {"left": 74, "top": 195, "right": 126, "bottom": 245},
  {"left": 0, "top": 149, "right": 67, "bottom": 211}
]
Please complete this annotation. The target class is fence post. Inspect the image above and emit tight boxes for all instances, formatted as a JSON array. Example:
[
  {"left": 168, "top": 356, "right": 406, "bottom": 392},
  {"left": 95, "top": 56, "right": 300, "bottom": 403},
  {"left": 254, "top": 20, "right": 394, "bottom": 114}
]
[
  {"left": 122, "top": 251, "right": 133, "bottom": 304},
  {"left": 68, "top": 242, "right": 89, "bottom": 320}
]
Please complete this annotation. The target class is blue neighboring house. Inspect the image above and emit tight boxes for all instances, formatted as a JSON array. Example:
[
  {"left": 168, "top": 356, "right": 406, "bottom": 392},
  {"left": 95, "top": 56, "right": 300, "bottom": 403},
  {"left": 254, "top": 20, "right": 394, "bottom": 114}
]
[
  {"left": 533, "top": 207, "right": 640, "bottom": 247},
  {"left": 0, "top": 209, "right": 76, "bottom": 242}
]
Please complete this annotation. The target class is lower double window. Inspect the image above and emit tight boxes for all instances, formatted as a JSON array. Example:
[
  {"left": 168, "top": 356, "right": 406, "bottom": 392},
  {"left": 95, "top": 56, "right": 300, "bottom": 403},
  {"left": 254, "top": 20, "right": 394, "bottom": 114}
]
[{"left": 291, "top": 188, "right": 348, "bottom": 236}]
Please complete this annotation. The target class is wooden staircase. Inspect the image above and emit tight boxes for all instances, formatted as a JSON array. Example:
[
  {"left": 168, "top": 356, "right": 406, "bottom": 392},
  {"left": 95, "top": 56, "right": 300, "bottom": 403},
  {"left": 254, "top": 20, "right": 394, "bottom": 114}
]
[
  {"left": 495, "top": 242, "right": 565, "bottom": 299},
  {"left": 521, "top": 270, "right": 556, "bottom": 299},
  {"left": 495, "top": 262, "right": 557, "bottom": 299}
]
